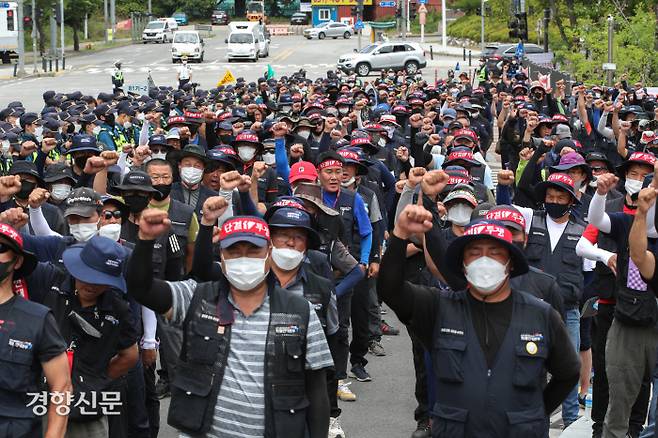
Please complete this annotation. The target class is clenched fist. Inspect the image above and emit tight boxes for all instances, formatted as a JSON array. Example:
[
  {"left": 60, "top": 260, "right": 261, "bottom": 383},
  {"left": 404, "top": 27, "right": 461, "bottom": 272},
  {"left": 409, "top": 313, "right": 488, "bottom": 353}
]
[
  {"left": 394, "top": 205, "right": 433, "bottom": 240},
  {"left": 497, "top": 170, "right": 515, "bottom": 186},
  {"left": 421, "top": 170, "right": 449, "bottom": 197},
  {"left": 137, "top": 209, "right": 171, "bottom": 240},
  {"left": 201, "top": 196, "right": 229, "bottom": 226},
  {"left": 28, "top": 188, "right": 50, "bottom": 209}
]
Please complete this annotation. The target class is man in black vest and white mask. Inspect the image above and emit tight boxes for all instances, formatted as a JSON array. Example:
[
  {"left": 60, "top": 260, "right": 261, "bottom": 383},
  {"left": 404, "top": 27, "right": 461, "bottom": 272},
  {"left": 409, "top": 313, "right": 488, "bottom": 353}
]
[{"left": 126, "top": 203, "right": 333, "bottom": 438}]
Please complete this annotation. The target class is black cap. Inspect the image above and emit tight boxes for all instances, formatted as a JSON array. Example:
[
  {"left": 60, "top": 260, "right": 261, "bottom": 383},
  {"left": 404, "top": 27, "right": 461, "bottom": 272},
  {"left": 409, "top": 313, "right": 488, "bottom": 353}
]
[
  {"left": 9, "top": 161, "right": 44, "bottom": 186},
  {"left": 64, "top": 187, "right": 103, "bottom": 217},
  {"left": 115, "top": 170, "right": 158, "bottom": 193},
  {"left": 44, "top": 163, "right": 76, "bottom": 183}
]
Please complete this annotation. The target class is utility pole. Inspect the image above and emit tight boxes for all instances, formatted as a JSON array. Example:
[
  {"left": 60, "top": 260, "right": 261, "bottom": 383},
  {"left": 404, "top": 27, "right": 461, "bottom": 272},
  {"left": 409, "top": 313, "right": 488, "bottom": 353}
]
[
  {"left": 607, "top": 15, "right": 614, "bottom": 86},
  {"left": 405, "top": 0, "right": 410, "bottom": 38},
  {"left": 50, "top": 12, "right": 56, "bottom": 62},
  {"left": 357, "top": 0, "right": 363, "bottom": 50},
  {"left": 542, "top": 8, "right": 549, "bottom": 52},
  {"left": 441, "top": 0, "right": 446, "bottom": 49},
  {"left": 60, "top": 0, "right": 64, "bottom": 65},
  {"left": 84, "top": 14, "right": 88, "bottom": 40},
  {"left": 16, "top": 0, "right": 26, "bottom": 76},
  {"left": 31, "top": 0, "right": 37, "bottom": 73},
  {"left": 480, "top": 0, "right": 485, "bottom": 52},
  {"left": 103, "top": 0, "right": 108, "bottom": 43},
  {"left": 110, "top": 0, "right": 116, "bottom": 38},
  {"left": 401, "top": 0, "right": 407, "bottom": 39},
  {"left": 148, "top": 0, "right": 152, "bottom": 14}
]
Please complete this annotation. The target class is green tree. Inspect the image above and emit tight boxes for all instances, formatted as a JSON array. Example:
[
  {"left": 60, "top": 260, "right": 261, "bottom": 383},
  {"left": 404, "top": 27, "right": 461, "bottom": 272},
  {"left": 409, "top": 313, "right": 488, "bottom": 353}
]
[{"left": 64, "top": 0, "right": 96, "bottom": 51}]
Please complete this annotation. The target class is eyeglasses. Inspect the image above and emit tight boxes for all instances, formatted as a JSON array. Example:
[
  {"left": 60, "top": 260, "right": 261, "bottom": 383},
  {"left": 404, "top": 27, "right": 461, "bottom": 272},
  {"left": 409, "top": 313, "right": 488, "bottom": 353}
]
[
  {"left": 102, "top": 210, "right": 123, "bottom": 220},
  {"left": 590, "top": 166, "right": 608, "bottom": 172}
]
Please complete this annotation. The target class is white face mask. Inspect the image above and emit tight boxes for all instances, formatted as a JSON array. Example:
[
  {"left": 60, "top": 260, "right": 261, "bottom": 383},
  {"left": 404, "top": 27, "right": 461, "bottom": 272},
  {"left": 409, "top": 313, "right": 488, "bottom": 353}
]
[
  {"left": 152, "top": 151, "right": 167, "bottom": 160},
  {"left": 384, "top": 126, "right": 396, "bottom": 138},
  {"left": 237, "top": 146, "right": 257, "bottom": 162},
  {"left": 1, "top": 140, "right": 10, "bottom": 155},
  {"left": 70, "top": 221, "right": 99, "bottom": 242},
  {"left": 341, "top": 176, "right": 356, "bottom": 188},
  {"left": 136, "top": 113, "right": 146, "bottom": 122},
  {"left": 296, "top": 129, "right": 311, "bottom": 140},
  {"left": 34, "top": 126, "right": 44, "bottom": 140},
  {"left": 262, "top": 152, "right": 276, "bottom": 165},
  {"left": 589, "top": 177, "right": 598, "bottom": 188},
  {"left": 447, "top": 203, "right": 473, "bottom": 226},
  {"left": 338, "top": 107, "right": 350, "bottom": 115},
  {"left": 222, "top": 256, "right": 269, "bottom": 291},
  {"left": 92, "top": 125, "right": 102, "bottom": 136},
  {"left": 123, "top": 121, "right": 132, "bottom": 129},
  {"left": 74, "top": 123, "right": 82, "bottom": 133},
  {"left": 378, "top": 138, "right": 387, "bottom": 147},
  {"left": 625, "top": 178, "right": 643, "bottom": 196},
  {"left": 180, "top": 166, "right": 203, "bottom": 186},
  {"left": 271, "top": 247, "right": 304, "bottom": 271},
  {"left": 50, "top": 183, "right": 72, "bottom": 201},
  {"left": 464, "top": 256, "right": 509, "bottom": 294},
  {"left": 98, "top": 223, "right": 122, "bottom": 241}
]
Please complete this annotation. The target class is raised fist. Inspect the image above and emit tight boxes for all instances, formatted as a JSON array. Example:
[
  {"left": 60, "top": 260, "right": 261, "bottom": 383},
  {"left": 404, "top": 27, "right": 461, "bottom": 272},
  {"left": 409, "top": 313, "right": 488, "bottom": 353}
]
[
  {"left": 420, "top": 170, "right": 449, "bottom": 197},
  {"left": 497, "top": 169, "right": 515, "bottom": 186},
  {"left": 201, "top": 196, "right": 229, "bottom": 226},
  {"left": 290, "top": 144, "right": 304, "bottom": 159},
  {"left": 407, "top": 167, "right": 427, "bottom": 188},
  {"left": 83, "top": 156, "right": 106, "bottom": 175},
  {"left": 0, "top": 207, "right": 28, "bottom": 229},
  {"left": 394, "top": 204, "right": 434, "bottom": 240},
  {"left": 137, "top": 209, "right": 171, "bottom": 240},
  {"left": 28, "top": 188, "right": 50, "bottom": 209},
  {"left": 220, "top": 171, "right": 243, "bottom": 191},
  {"left": 596, "top": 173, "right": 619, "bottom": 196},
  {"left": 0, "top": 175, "right": 22, "bottom": 198}
]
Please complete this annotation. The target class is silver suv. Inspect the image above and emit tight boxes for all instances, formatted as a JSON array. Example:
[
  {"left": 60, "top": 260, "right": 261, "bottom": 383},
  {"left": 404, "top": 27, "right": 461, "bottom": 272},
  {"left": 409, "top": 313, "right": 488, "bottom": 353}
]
[{"left": 337, "top": 42, "right": 427, "bottom": 76}]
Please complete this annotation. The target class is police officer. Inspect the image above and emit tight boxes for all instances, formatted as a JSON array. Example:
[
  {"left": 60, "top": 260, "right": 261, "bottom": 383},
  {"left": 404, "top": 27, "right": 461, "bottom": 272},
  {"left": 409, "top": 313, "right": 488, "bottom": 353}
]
[
  {"left": 379, "top": 202, "right": 580, "bottom": 437},
  {"left": 0, "top": 223, "right": 71, "bottom": 438},
  {"left": 126, "top": 207, "right": 333, "bottom": 438},
  {"left": 112, "top": 61, "right": 124, "bottom": 94}
]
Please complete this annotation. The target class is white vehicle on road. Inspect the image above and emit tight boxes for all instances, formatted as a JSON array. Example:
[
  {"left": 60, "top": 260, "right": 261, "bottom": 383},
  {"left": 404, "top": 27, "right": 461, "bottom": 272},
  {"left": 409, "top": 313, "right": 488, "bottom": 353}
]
[
  {"left": 171, "top": 30, "right": 205, "bottom": 63},
  {"left": 0, "top": 1, "right": 18, "bottom": 64},
  {"left": 303, "top": 21, "right": 352, "bottom": 40},
  {"left": 142, "top": 20, "right": 173, "bottom": 43},
  {"left": 225, "top": 21, "right": 269, "bottom": 62},
  {"left": 158, "top": 17, "right": 179, "bottom": 31}
]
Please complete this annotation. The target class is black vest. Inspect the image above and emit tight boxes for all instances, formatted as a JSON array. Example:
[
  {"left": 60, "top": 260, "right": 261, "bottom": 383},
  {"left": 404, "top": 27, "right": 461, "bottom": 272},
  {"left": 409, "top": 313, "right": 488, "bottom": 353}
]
[
  {"left": 0, "top": 296, "right": 50, "bottom": 419},
  {"left": 334, "top": 189, "right": 361, "bottom": 258},
  {"left": 167, "top": 198, "right": 195, "bottom": 260},
  {"left": 431, "top": 289, "right": 552, "bottom": 438},
  {"left": 168, "top": 280, "right": 311, "bottom": 437},
  {"left": 525, "top": 211, "right": 585, "bottom": 308},
  {"left": 469, "top": 165, "right": 486, "bottom": 185},
  {"left": 591, "top": 196, "right": 624, "bottom": 300},
  {"left": 299, "top": 260, "right": 333, "bottom": 330}
]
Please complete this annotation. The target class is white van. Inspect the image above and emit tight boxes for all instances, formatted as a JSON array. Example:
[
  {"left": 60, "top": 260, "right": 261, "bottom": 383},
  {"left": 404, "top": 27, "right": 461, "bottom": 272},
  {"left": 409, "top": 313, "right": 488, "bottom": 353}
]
[
  {"left": 142, "top": 20, "right": 173, "bottom": 43},
  {"left": 225, "top": 21, "right": 269, "bottom": 62},
  {"left": 171, "top": 30, "right": 205, "bottom": 63}
]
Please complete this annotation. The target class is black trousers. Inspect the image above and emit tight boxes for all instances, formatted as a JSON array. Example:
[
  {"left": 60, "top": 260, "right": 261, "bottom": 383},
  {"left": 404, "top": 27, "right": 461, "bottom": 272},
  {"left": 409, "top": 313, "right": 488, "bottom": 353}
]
[
  {"left": 143, "top": 362, "right": 160, "bottom": 438},
  {"left": 335, "top": 277, "right": 371, "bottom": 379},
  {"left": 591, "top": 303, "right": 649, "bottom": 437},
  {"left": 326, "top": 333, "right": 341, "bottom": 418},
  {"left": 410, "top": 331, "right": 429, "bottom": 423}
]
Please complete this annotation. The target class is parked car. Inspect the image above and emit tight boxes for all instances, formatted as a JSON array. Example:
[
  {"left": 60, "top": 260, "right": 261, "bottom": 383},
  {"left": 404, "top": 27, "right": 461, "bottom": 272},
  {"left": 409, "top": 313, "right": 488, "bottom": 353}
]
[
  {"left": 171, "top": 30, "right": 205, "bottom": 63},
  {"left": 482, "top": 43, "right": 545, "bottom": 59},
  {"left": 290, "top": 12, "right": 309, "bottom": 25},
  {"left": 172, "top": 12, "right": 188, "bottom": 26},
  {"left": 142, "top": 20, "right": 173, "bottom": 43},
  {"left": 158, "top": 17, "right": 178, "bottom": 31},
  {"left": 303, "top": 21, "right": 352, "bottom": 40},
  {"left": 337, "top": 41, "right": 427, "bottom": 76},
  {"left": 212, "top": 10, "right": 229, "bottom": 25},
  {"left": 226, "top": 21, "right": 269, "bottom": 62}
]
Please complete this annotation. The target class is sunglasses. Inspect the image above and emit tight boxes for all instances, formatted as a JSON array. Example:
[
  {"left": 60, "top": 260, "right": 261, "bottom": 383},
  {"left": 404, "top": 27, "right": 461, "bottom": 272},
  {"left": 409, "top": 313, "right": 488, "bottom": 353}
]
[
  {"left": 590, "top": 166, "right": 608, "bottom": 172},
  {"left": 102, "top": 210, "right": 123, "bottom": 220}
]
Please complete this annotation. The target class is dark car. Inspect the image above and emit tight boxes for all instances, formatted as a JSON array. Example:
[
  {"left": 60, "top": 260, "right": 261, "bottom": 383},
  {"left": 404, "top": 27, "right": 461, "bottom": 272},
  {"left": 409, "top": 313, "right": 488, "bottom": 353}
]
[
  {"left": 290, "top": 12, "right": 309, "bottom": 25},
  {"left": 211, "top": 10, "right": 229, "bottom": 25}
]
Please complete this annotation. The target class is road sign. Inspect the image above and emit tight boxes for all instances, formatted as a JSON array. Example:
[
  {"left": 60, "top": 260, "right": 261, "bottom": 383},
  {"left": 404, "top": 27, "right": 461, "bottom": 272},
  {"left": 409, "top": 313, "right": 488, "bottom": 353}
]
[
  {"left": 418, "top": 0, "right": 427, "bottom": 4},
  {"left": 354, "top": 19, "right": 364, "bottom": 30},
  {"left": 126, "top": 83, "right": 149, "bottom": 95},
  {"left": 515, "top": 41, "right": 524, "bottom": 58},
  {"left": 379, "top": 0, "right": 396, "bottom": 6},
  {"left": 217, "top": 69, "right": 236, "bottom": 86},
  {"left": 602, "top": 63, "right": 617, "bottom": 71}
]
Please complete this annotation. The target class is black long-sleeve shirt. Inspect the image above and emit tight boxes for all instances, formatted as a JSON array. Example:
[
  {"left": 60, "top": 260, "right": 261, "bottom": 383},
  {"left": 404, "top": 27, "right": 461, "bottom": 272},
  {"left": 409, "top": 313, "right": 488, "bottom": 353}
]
[{"left": 377, "top": 233, "right": 580, "bottom": 414}]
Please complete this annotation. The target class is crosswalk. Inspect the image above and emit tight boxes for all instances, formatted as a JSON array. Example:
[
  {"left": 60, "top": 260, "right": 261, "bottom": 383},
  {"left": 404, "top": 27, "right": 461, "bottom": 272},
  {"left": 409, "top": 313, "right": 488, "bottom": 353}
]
[{"left": 73, "top": 62, "right": 337, "bottom": 75}]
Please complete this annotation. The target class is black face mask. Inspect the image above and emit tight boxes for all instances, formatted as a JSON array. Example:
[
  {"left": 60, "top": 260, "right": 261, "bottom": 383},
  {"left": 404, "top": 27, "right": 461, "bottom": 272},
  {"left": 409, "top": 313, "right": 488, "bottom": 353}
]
[
  {"left": 123, "top": 195, "right": 150, "bottom": 214},
  {"left": 0, "top": 258, "right": 15, "bottom": 284},
  {"left": 220, "top": 135, "right": 234, "bottom": 145},
  {"left": 513, "top": 240, "right": 525, "bottom": 252},
  {"left": 74, "top": 156, "right": 89, "bottom": 170},
  {"left": 533, "top": 92, "right": 544, "bottom": 101},
  {"left": 544, "top": 202, "right": 571, "bottom": 219},
  {"left": 153, "top": 184, "right": 172, "bottom": 202},
  {"left": 66, "top": 123, "right": 75, "bottom": 134},
  {"left": 16, "top": 181, "right": 36, "bottom": 200}
]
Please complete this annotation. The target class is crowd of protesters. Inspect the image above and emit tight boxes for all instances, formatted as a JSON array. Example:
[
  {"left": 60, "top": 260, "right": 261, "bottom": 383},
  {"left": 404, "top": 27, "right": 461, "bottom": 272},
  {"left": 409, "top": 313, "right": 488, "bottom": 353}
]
[{"left": 1, "top": 60, "right": 658, "bottom": 438}]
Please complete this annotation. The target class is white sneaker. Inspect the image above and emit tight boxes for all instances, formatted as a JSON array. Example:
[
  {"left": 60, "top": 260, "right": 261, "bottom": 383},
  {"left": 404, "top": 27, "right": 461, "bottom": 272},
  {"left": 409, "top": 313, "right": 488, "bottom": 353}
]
[
  {"left": 328, "top": 416, "right": 345, "bottom": 438},
  {"left": 336, "top": 380, "right": 357, "bottom": 402}
]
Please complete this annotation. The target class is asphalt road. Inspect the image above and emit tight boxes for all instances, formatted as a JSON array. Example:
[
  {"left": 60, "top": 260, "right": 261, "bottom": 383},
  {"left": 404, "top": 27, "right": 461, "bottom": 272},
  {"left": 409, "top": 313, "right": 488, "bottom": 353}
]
[{"left": 0, "top": 26, "right": 464, "bottom": 110}]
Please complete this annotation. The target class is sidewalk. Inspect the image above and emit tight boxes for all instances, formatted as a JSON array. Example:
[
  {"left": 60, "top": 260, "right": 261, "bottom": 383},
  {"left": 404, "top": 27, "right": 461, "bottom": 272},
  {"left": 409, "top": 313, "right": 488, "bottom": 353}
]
[{"left": 559, "top": 416, "right": 592, "bottom": 437}]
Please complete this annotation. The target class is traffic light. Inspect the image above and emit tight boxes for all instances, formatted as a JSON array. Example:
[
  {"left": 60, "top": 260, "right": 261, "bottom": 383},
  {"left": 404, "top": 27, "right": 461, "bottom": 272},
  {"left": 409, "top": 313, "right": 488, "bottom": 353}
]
[
  {"left": 508, "top": 12, "right": 528, "bottom": 41},
  {"left": 475, "top": 7, "right": 481, "bottom": 16}
]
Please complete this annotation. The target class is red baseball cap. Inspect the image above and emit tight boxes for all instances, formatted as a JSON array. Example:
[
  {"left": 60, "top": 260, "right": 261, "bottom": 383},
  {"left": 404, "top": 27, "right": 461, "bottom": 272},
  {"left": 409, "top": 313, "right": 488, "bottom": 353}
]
[{"left": 289, "top": 161, "right": 318, "bottom": 184}]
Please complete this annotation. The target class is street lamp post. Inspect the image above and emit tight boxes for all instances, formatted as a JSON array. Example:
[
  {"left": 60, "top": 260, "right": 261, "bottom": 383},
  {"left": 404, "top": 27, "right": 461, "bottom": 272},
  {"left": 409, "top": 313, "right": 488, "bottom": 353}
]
[{"left": 480, "top": 0, "right": 487, "bottom": 52}]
